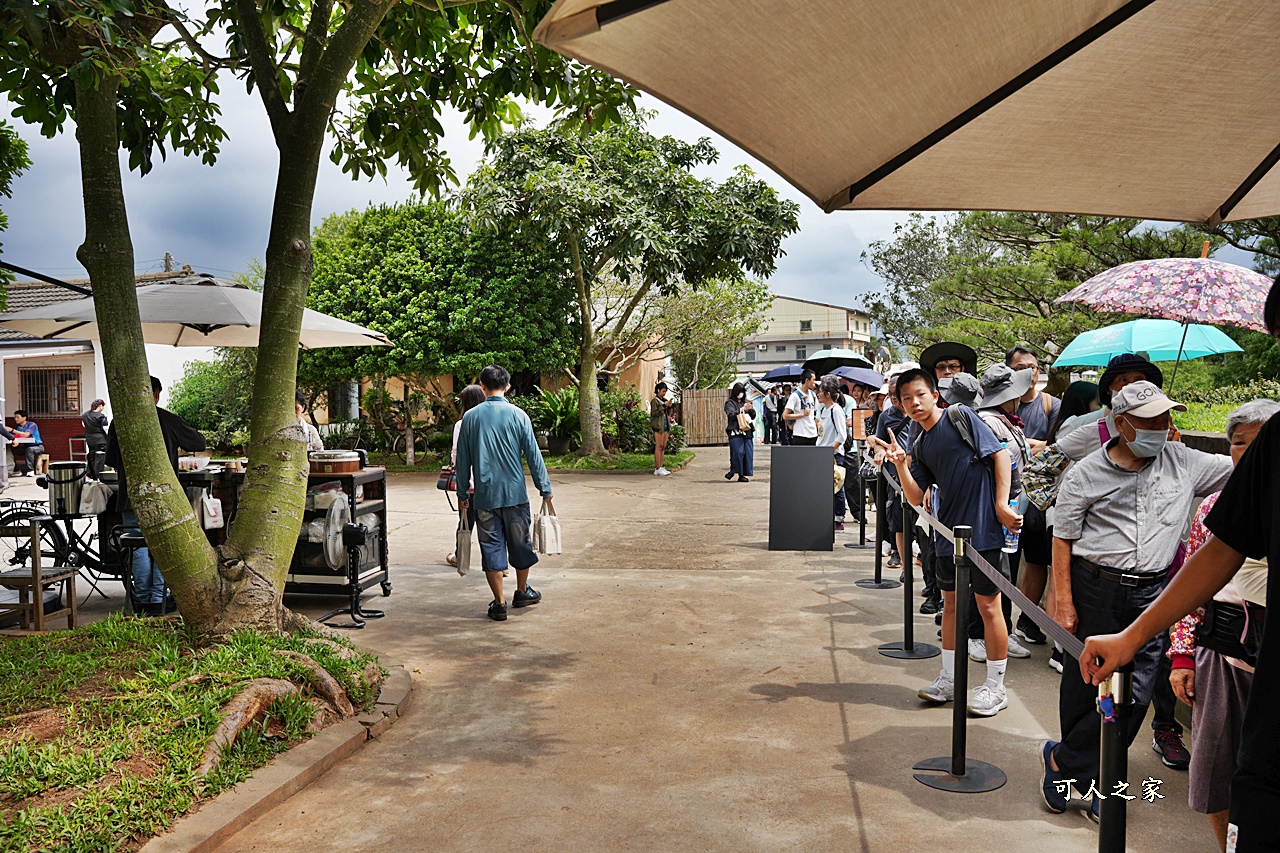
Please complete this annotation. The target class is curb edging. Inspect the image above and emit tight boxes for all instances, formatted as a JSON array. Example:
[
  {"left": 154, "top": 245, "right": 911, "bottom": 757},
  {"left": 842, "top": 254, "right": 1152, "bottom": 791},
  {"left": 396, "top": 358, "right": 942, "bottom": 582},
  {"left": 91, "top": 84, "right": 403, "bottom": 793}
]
[{"left": 140, "top": 662, "right": 413, "bottom": 853}]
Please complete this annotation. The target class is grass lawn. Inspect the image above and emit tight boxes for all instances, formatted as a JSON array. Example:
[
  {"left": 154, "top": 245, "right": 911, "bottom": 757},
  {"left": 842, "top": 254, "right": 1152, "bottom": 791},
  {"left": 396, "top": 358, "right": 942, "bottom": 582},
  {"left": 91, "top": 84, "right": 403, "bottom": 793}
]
[
  {"left": 1174, "top": 403, "right": 1233, "bottom": 434},
  {"left": 0, "top": 616, "right": 380, "bottom": 852},
  {"left": 539, "top": 450, "right": 695, "bottom": 471}
]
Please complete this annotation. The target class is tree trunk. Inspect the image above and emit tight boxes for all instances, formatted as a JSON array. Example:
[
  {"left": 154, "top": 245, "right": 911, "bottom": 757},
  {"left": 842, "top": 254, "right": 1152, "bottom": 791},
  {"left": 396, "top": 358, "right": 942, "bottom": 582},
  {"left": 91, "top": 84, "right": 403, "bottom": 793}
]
[
  {"left": 73, "top": 75, "right": 226, "bottom": 630},
  {"left": 569, "top": 233, "right": 604, "bottom": 455},
  {"left": 403, "top": 381, "right": 415, "bottom": 465}
]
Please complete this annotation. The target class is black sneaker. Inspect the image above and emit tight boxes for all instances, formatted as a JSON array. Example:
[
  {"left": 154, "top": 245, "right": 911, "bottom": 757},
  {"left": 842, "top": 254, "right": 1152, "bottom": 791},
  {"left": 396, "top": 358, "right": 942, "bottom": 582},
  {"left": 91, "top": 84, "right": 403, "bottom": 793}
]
[
  {"left": 488, "top": 600, "right": 508, "bottom": 621},
  {"left": 920, "top": 597, "right": 942, "bottom": 615},
  {"left": 512, "top": 585, "right": 542, "bottom": 608},
  {"left": 935, "top": 610, "right": 944, "bottom": 626},
  {"left": 1153, "top": 729, "right": 1191, "bottom": 770},
  {"left": 1016, "top": 614, "right": 1048, "bottom": 645}
]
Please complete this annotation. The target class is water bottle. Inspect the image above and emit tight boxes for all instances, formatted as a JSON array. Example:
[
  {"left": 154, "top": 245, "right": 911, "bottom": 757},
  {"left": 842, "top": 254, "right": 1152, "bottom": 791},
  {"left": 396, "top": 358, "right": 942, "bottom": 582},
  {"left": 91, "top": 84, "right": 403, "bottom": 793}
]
[
  {"left": 1003, "top": 497, "right": 1021, "bottom": 553},
  {"left": 930, "top": 484, "right": 940, "bottom": 519},
  {"left": 1002, "top": 442, "right": 1021, "bottom": 553}
]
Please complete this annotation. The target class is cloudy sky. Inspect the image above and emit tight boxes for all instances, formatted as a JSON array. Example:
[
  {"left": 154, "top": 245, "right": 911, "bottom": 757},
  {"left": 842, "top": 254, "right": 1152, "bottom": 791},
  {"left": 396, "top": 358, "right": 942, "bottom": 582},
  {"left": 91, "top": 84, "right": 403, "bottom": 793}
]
[{"left": 2, "top": 86, "right": 908, "bottom": 306}]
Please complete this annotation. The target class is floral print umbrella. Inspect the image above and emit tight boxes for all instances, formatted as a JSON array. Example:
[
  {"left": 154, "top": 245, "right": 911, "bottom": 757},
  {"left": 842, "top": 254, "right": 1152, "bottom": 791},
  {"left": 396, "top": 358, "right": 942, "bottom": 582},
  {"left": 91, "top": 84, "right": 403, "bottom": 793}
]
[{"left": 1055, "top": 258, "right": 1274, "bottom": 333}]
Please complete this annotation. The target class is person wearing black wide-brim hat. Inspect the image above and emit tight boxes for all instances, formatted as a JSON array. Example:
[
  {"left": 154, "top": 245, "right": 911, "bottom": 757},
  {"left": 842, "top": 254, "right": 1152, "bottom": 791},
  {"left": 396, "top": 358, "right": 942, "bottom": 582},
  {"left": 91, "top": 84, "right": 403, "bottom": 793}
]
[
  {"left": 921, "top": 341, "right": 978, "bottom": 379},
  {"left": 1097, "top": 353, "right": 1164, "bottom": 406}
]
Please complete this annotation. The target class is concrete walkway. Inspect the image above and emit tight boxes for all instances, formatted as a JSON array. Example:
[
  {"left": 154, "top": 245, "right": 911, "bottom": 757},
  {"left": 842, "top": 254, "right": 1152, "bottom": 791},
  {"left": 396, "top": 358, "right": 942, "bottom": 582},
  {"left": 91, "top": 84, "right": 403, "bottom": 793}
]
[{"left": 191, "top": 450, "right": 1210, "bottom": 852}]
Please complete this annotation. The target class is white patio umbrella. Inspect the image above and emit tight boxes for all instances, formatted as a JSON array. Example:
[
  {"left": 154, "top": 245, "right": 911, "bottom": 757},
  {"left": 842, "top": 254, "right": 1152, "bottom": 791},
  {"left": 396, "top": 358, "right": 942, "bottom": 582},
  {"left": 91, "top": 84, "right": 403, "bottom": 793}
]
[
  {"left": 0, "top": 274, "right": 391, "bottom": 349},
  {"left": 535, "top": 0, "right": 1280, "bottom": 224}
]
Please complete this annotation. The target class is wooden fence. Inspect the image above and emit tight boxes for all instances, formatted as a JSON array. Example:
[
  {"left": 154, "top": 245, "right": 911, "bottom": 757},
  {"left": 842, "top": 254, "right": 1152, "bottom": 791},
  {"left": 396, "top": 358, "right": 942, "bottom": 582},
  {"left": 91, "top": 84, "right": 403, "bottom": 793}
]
[{"left": 680, "top": 389, "right": 729, "bottom": 446}]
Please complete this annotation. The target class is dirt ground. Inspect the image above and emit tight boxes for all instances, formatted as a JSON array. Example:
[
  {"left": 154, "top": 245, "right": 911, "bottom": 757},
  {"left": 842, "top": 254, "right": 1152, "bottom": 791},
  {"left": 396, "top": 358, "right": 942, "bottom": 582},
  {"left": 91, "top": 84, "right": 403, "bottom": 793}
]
[{"left": 58, "top": 451, "right": 1213, "bottom": 852}]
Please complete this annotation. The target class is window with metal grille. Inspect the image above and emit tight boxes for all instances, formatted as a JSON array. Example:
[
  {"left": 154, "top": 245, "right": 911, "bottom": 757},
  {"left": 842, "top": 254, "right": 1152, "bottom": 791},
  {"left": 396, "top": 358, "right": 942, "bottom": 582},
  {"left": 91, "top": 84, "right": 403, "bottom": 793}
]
[
  {"left": 775, "top": 345, "right": 787, "bottom": 353},
  {"left": 21, "top": 368, "right": 80, "bottom": 417},
  {"left": 795, "top": 346, "right": 807, "bottom": 360},
  {"left": 799, "top": 320, "right": 812, "bottom": 332},
  {"left": 745, "top": 350, "right": 756, "bottom": 362}
]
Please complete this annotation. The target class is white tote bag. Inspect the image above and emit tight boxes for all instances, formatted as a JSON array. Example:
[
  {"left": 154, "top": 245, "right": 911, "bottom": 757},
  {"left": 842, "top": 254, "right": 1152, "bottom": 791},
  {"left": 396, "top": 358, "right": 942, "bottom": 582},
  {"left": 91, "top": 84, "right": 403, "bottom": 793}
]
[
  {"left": 532, "top": 499, "right": 561, "bottom": 555},
  {"left": 455, "top": 511, "right": 472, "bottom": 576}
]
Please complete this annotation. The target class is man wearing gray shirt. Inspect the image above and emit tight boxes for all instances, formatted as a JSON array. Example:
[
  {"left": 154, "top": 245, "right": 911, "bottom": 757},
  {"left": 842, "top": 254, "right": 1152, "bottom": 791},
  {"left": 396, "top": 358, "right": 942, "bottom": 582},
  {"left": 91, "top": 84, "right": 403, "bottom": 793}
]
[{"left": 1038, "top": 381, "right": 1232, "bottom": 818}]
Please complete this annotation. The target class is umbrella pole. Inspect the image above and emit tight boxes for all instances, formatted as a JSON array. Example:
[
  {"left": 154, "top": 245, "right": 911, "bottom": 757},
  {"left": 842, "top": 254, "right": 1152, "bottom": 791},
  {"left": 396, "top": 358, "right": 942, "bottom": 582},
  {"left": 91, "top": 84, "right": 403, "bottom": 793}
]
[{"left": 1168, "top": 322, "right": 1191, "bottom": 395}]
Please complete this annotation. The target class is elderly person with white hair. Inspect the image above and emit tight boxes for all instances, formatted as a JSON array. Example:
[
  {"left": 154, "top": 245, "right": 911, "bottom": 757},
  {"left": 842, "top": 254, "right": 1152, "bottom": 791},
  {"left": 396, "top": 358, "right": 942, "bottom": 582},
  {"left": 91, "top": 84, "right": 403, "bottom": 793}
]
[{"left": 1166, "top": 398, "right": 1280, "bottom": 852}]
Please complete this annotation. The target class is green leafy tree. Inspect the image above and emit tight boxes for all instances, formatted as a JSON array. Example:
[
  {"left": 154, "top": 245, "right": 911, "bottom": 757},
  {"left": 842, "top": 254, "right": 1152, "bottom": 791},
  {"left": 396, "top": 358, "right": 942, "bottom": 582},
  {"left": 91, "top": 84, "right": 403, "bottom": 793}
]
[
  {"left": 168, "top": 349, "right": 258, "bottom": 449},
  {"left": 0, "top": 0, "right": 631, "bottom": 635},
  {"left": 861, "top": 212, "right": 1218, "bottom": 365},
  {"left": 302, "top": 200, "right": 578, "bottom": 448},
  {"left": 666, "top": 278, "right": 772, "bottom": 390},
  {"left": 0, "top": 120, "right": 31, "bottom": 291},
  {"left": 465, "top": 112, "right": 800, "bottom": 454}
]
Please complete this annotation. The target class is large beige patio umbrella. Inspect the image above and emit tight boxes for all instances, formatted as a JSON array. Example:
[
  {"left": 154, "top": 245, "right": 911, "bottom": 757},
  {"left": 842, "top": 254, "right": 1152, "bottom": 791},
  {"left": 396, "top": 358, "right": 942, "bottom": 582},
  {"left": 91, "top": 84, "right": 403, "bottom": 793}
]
[
  {"left": 0, "top": 274, "right": 391, "bottom": 349},
  {"left": 534, "top": 0, "right": 1280, "bottom": 224}
]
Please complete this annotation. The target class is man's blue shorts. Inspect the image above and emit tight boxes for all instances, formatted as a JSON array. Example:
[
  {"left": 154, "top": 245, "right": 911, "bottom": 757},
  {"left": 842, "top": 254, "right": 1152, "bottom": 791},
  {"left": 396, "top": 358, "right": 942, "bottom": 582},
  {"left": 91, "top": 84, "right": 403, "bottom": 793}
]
[{"left": 477, "top": 503, "right": 539, "bottom": 573}]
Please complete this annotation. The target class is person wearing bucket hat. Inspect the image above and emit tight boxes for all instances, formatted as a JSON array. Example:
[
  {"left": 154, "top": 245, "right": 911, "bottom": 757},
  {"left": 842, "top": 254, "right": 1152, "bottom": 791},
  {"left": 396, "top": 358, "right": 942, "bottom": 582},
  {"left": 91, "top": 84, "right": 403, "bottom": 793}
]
[
  {"left": 938, "top": 373, "right": 981, "bottom": 409},
  {"left": 921, "top": 341, "right": 978, "bottom": 380},
  {"left": 966, "top": 364, "right": 1037, "bottom": 663},
  {"left": 1081, "top": 276, "right": 1280, "bottom": 851},
  {"left": 1041, "top": 380, "right": 1233, "bottom": 816}
]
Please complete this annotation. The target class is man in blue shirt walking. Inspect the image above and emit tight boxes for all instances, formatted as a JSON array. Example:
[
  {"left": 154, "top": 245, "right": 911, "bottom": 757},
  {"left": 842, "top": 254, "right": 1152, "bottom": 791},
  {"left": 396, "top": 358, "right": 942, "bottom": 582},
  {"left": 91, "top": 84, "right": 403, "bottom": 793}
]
[{"left": 457, "top": 365, "right": 554, "bottom": 622}]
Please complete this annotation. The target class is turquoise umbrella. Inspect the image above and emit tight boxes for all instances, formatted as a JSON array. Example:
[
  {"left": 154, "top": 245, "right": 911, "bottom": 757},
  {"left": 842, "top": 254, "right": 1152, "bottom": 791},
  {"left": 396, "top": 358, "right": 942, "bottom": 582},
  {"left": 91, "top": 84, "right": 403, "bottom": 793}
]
[{"left": 1054, "top": 319, "right": 1242, "bottom": 367}]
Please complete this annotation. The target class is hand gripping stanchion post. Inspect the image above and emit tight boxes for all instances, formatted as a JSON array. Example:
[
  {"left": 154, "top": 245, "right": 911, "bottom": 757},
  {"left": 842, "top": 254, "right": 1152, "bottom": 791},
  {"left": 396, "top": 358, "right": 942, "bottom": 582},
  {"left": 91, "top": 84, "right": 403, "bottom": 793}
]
[
  {"left": 1097, "top": 662, "right": 1134, "bottom": 853},
  {"left": 912, "top": 525, "right": 1007, "bottom": 792},
  {"left": 880, "top": 498, "right": 939, "bottom": 659},
  {"left": 856, "top": 472, "right": 901, "bottom": 589}
]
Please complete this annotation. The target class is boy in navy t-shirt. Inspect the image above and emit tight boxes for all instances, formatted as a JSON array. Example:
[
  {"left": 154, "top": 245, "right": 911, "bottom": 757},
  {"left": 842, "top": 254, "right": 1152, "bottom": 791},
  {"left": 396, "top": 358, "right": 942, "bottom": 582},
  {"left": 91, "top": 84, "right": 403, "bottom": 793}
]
[{"left": 873, "top": 368, "right": 1022, "bottom": 717}]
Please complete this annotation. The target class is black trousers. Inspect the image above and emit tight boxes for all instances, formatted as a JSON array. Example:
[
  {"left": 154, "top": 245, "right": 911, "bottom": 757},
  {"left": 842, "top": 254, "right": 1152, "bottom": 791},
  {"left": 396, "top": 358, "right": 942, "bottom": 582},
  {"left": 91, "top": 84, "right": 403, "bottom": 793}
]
[
  {"left": 1055, "top": 562, "right": 1166, "bottom": 797},
  {"left": 762, "top": 411, "right": 777, "bottom": 444}
]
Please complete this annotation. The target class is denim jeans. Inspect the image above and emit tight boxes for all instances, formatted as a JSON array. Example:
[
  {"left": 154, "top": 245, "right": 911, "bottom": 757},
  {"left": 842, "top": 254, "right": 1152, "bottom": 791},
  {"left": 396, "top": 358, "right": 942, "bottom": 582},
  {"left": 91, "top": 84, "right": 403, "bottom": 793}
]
[
  {"left": 121, "top": 509, "right": 165, "bottom": 605},
  {"left": 476, "top": 504, "right": 538, "bottom": 573},
  {"left": 1055, "top": 560, "right": 1166, "bottom": 796},
  {"left": 728, "top": 434, "right": 754, "bottom": 476}
]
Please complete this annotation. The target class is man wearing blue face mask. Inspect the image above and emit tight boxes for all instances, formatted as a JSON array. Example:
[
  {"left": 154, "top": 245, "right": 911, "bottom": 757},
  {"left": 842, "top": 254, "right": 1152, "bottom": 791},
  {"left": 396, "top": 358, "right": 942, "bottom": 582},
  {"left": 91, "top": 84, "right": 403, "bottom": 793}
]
[{"left": 1038, "top": 380, "right": 1233, "bottom": 820}]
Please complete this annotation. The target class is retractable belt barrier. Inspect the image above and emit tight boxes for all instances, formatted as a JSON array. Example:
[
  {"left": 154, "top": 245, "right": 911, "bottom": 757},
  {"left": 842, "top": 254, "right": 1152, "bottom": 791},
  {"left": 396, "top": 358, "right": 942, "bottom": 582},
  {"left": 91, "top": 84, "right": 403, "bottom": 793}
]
[
  {"left": 875, "top": 474, "right": 1132, "bottom": 853},
  {"left": 882, "top": 474, "right": 1085, "bottom": 661}
]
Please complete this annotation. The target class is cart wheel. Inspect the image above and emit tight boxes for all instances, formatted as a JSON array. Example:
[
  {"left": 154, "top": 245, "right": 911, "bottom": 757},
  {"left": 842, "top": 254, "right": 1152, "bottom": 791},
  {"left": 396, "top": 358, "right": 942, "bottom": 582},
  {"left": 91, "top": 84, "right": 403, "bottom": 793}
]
[{"left": 380, "top": 581, "right": 393, "bottom": 596}]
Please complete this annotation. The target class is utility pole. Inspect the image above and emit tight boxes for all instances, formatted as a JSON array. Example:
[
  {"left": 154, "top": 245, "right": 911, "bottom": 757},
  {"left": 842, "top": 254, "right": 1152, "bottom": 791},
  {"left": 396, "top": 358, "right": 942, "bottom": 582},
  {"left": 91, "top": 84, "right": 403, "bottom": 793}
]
[{"left": 163, "top": 252, "right": 174, "bottom": 272}]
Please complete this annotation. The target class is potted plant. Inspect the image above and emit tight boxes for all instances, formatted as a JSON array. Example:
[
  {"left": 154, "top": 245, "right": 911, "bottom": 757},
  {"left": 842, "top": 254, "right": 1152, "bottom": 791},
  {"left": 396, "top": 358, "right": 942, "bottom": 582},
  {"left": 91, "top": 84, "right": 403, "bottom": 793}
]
[{"left": 536, "top": 386, "right": 580, "bottom": 455}]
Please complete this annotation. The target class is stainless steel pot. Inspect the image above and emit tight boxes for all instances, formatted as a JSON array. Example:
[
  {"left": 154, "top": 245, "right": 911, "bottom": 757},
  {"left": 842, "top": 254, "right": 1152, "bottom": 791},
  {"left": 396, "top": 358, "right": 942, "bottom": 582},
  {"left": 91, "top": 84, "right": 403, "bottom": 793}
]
[{"left": 47, "top": 461, "right": 87, "bottom": 517}]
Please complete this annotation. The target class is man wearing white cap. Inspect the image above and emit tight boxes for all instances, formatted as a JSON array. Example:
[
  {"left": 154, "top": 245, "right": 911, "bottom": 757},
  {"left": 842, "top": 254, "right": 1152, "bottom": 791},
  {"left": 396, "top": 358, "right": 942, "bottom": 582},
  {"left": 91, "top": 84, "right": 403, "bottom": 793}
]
[{"left": 1039, "top": 381, "right": 1233, "bottom": 820}]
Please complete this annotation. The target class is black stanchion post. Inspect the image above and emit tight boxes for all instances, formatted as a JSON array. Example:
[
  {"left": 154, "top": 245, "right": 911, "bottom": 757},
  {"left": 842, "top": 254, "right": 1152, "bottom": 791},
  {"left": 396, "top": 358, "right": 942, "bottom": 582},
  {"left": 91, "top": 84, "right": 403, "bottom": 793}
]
[
  {"left": 880, "top": 499, "right": 939, "bottom": 659},
  {"left": 1097, "top": 663, "right": 1134, "bottom": 853},
  {"left": 856, "top": 472, "right": 900, "bottom": 589},
  {"left": 844, "top": 464, "right": 872, "bottom": 549},
  {"left": 912, "top": 525, "right": 1006, "bottom": 792}
]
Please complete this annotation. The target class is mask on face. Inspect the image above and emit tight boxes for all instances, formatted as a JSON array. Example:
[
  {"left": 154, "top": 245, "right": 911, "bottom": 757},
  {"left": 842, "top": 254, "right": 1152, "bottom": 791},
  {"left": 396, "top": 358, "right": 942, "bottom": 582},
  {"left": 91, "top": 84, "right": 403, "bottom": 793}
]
[{"left": 1122, "top": 418, "right": 1168, "bottom": 458}]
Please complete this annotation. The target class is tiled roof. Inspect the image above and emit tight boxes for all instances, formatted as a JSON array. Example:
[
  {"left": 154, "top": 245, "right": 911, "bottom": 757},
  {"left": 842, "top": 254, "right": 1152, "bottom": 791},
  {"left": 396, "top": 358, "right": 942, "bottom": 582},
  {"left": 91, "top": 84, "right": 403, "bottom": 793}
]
[{"left": 0, "top": 269, "right": 196, "bottom": 342}]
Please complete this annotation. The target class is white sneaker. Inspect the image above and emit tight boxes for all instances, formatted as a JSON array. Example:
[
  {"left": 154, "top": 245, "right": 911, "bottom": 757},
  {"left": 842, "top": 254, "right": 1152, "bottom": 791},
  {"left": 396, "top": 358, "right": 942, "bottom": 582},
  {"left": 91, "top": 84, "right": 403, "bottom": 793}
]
[
  {"left": 967, "top": 683, "right": 1008, "bottom": 716},
  {"left": 968, "top": 639, "right": 987, "bottom": 662},
  {"left": 918, "top": 673, "right": 955, "bottom": 703},
  {"left": 1049, "top": 648, "right": 1064, "bottom": 673},
  {"left": 654, "top": 467, "right": 671, "bottom": 476},
  {"left": 1006, "top": 635, "right": 1032, "bottom": 659}
]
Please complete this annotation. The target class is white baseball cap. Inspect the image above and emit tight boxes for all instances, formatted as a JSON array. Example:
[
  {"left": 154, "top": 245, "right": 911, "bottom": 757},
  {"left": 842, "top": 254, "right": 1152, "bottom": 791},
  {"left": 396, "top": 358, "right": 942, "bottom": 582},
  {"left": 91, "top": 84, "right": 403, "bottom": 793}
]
[{"left": 1110, "top": 380, "right": 1187, "bottom": 418}]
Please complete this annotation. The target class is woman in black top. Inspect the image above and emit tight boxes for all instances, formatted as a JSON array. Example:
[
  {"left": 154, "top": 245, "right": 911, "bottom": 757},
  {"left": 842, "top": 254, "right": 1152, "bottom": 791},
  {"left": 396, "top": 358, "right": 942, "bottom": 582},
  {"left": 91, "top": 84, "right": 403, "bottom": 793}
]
[
  {"left": 81, "top": 399, "right": 109, "bottom": 480},
  {"left": 724, "top": 382, "right": 755, "bottom": 483}
]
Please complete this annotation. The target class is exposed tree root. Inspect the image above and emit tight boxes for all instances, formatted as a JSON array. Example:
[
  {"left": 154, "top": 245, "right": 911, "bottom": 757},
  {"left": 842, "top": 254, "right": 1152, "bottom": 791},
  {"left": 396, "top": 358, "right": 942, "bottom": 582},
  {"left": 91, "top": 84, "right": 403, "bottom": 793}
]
[
  {"left": 281, "top": 605, "right": 344, "bottom": 641},
  {"left": 196, "top": 678, "right": 300, "bottom": 778},
  {"left": 168, "top": 673, "right": 211, "bottom": 691},
  {"left": 302, "top": 637, "right": 384, "bottom": 693},
  {"left": 273, "top": 650, "right": 354, "bottom": 717}
]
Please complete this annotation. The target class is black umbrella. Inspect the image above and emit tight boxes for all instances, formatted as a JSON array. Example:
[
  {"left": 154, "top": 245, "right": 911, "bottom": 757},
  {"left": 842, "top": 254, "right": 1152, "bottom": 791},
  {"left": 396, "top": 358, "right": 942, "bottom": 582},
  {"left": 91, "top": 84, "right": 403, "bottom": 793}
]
[
  {"left": 761, "top": 363, "right": 804, "bottom": 382},
  {"left": 804, "top": 348, "right": 874, "bottom": 377}
]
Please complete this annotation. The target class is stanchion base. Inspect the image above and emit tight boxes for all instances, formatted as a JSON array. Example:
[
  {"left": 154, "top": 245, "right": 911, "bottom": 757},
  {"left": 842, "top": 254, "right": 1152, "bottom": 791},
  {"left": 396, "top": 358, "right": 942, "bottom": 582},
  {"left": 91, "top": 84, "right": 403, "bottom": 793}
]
[
  {"left": 844, "top": 541, "right": 875, "bottom": 549},
  {"left": 855, "top": 578, "right": 902, "bottom": 589},
  {"left": 911, "top": 756, "right": 1007, "bottom": 793},
  {"left": 879, "top": 641, "right": 941, "bottom": 659}
]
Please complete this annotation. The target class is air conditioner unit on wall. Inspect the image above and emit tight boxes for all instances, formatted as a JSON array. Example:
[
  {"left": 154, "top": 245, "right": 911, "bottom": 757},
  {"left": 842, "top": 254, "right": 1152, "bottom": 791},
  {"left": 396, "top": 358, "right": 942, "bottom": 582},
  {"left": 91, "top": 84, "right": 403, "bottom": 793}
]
[{"left": 757, "top": 343, "right": 768, "bottom": 351}]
